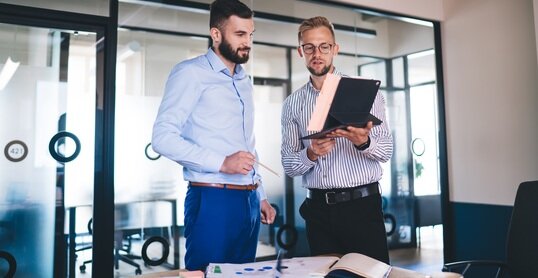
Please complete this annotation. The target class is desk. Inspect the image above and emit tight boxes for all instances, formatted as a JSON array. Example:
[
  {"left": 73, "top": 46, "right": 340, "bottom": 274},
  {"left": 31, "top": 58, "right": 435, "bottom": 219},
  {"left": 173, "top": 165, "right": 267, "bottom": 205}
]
[
  {"left": 135, "top": 269, "right": 180, "bottom": 277},
  {"left": 135, "top": 268, "right": 462, "bottom": 278}
]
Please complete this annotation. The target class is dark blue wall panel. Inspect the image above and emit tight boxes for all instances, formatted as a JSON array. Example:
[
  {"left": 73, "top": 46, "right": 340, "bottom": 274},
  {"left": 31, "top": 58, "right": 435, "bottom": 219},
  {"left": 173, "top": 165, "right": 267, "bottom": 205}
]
[{"left": 450, "top": 202, "right": 512, "bottom": 261}]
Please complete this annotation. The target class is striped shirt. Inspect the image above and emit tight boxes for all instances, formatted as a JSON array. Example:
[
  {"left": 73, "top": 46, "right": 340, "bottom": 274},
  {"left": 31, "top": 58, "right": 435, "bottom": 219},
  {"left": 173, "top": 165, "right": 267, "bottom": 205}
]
[{"left": 280, "top": 69, "right": 393, "bottom": 189}]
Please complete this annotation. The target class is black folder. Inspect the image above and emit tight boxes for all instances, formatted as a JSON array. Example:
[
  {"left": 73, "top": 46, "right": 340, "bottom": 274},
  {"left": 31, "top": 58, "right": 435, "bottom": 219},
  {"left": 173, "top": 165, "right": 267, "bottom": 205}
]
[{"left": 301, "top": 77, "right": 382, "bottom": 140}]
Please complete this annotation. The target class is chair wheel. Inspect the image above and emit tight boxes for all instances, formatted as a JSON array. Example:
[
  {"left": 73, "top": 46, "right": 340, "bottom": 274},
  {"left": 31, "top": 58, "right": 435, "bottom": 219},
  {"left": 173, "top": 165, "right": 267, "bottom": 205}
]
[
  {"left": 79, "top": 265, "right": 86, "bottom": 273},
  {"left": 135, "top": 268, "right": 142, "bottom": 275}
]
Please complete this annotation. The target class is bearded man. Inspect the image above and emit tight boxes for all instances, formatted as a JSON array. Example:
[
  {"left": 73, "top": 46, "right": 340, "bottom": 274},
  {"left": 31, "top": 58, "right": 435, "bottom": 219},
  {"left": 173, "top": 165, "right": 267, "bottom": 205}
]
[{"left": 152, "top": 0, "right": 275, "bottom": 271}]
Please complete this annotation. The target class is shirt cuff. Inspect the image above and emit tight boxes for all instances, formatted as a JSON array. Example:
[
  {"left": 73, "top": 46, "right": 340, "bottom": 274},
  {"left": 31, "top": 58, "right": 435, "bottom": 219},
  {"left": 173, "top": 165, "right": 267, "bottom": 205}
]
[
  {"left": 300, "top": 147, "right": 317, "bottom": 166},
  {"left": 360, "top": 136, "right": 377, "bottom": 154},
  {"left": 256, "top": 183, "right": 267, "bottom": 201},
  {"left": 355, "top": 136, "right": 371, "bottom": 151}
]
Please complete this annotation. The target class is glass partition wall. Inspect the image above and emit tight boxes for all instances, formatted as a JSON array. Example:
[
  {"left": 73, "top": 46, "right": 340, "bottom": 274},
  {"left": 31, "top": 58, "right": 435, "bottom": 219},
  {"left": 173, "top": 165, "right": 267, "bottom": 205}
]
[
  {"left": 0, "top": 0, "right": 444, "bottom": 277},
  {"left": 0, "top": 23, "right": 100, "bottom": 277},
  {"left": 113, "top": 0, "right": 442, "bottom": 275},
  {"left": 113, "top": 29, "right": 209, "bottom": 275}
]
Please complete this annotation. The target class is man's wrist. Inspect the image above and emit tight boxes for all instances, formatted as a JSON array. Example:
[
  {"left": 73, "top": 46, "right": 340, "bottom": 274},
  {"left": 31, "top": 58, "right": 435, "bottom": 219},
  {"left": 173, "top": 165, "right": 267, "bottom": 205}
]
[
  {"left": 306, "top": 147, "right": 318, "bottom": 161},
  {"left": 355, "top": 136, "right": 370, "bottom": 151}
]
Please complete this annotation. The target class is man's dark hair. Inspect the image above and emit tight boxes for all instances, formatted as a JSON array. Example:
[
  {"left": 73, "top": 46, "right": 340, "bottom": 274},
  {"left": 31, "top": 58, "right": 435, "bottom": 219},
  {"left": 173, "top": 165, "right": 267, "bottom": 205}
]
[{"left": 209, "top": 0, "right": 253, "bottom": 29}]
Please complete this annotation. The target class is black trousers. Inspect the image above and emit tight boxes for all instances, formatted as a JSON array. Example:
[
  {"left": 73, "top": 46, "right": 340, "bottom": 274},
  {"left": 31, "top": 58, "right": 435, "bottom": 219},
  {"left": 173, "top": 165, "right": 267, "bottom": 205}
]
[{"left": 299, "top": 192, "right": 389, "bottom": 264}]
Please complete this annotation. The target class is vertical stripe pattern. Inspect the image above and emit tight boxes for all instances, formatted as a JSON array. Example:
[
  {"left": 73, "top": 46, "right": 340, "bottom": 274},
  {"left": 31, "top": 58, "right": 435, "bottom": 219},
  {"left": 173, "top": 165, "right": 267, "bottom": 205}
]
[{"left": 281, "top": 70, "right": 393, "bottom": 189}]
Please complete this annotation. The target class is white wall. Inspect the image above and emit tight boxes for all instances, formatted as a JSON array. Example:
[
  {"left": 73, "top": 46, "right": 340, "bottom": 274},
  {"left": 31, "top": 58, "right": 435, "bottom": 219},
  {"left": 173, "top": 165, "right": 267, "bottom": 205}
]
[
  {"left": 334, "top": 0, "right": 444, "bottom": 21},
  {"left": 535, "top": 0, "right": 538, "bottom": 64},
  {"left": 441, "top": 0, "right": 538, "bottom": 205},
  {"left": 387, "top": 21, "right": 434, "bottom": 57},
  {"left": 344, "top": 0, "right": 538, "bottom": 206}
]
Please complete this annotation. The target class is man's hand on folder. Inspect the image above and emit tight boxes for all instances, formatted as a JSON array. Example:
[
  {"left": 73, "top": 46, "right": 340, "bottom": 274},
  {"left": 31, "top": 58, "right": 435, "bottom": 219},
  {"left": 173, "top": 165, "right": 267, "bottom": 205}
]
[
  {"left": 330, "top": 121, "right": 373, "bottom": 146},
  {"left": 307, "top": 137, "right": 336, "bottom": 161}
]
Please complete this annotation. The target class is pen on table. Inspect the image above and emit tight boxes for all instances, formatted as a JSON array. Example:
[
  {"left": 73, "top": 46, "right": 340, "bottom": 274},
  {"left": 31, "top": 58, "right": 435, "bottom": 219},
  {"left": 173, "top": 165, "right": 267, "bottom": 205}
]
[
  {"left": 274, "top": 249, "right": 285, "bottom": 278},
  {"left": 256, "top": 160, "right": 280, "bottom": 177}
]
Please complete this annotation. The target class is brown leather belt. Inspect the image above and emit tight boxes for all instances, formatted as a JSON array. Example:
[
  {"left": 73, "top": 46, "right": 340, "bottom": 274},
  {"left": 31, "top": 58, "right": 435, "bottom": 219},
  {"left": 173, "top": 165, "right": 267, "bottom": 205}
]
[{"left": 190, "top": 182, "right": 258, "bottom": 191}]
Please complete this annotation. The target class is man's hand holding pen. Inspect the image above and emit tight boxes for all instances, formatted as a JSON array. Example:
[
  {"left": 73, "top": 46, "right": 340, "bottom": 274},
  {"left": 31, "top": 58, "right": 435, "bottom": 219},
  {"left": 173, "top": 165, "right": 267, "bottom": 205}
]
[
  {"left": 220, "top": 151, "right": 255, "bottom": 175},
  {"left": 220, "top": 151, "right": 280, "bottom": 177},
  {"left": 219, "top": 151, "right": 277, "bottom": 225}
]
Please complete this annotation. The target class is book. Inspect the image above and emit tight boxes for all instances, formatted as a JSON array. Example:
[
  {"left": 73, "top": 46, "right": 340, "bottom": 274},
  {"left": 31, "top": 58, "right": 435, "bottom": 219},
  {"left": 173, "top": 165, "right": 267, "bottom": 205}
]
[
  {"left": 321, "top": 253, "right": 392, "bottom": 278},
  {"left": 204, "top": 253, "right": 390, "bottom": 278},
  {"left": 301, "top": 74, "right": 382, "bottom": 140}
]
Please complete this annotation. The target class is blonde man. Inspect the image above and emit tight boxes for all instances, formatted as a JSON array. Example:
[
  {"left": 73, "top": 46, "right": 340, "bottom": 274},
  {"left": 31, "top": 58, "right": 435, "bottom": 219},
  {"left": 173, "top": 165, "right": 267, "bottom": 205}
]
[{"left": 281, "top": 16, "right": 393, "bottom": 263}]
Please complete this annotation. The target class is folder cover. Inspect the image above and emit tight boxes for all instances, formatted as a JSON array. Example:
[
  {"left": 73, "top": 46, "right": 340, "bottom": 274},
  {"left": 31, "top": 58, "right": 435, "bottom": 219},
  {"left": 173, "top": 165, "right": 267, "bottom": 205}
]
[{"left": 301, "top": 74, "right": 382, "bottom": 140}]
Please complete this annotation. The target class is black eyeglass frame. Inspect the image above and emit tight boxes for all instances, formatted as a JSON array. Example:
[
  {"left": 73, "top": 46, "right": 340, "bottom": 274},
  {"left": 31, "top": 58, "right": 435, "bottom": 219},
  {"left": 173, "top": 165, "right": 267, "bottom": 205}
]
[{"left": 300, "top": 42, "right": 335, "bottom": 54}]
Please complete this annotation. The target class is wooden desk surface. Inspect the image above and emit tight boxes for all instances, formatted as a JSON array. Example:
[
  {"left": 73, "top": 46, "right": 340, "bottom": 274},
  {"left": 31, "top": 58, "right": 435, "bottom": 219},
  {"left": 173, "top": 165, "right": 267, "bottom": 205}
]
[
  {"left": 135, "top": 269, "right": 179, "bottom": 277},
  {"left": 135, "top": 268, "right": 462, "bottom": 278}
]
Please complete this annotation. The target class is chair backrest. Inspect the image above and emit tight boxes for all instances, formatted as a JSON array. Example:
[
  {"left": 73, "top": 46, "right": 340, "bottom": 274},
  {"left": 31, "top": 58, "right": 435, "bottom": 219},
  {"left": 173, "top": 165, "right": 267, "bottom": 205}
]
[
  {"left": 414, "top": 195, "right": 442, "bottom": 227},
  {"left": 506, "top": 180, "right": 538, "bottom": 277}
]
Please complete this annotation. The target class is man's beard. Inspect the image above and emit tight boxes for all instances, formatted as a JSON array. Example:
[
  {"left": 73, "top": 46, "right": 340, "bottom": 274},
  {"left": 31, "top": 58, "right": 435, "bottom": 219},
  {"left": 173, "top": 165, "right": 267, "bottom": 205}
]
[
  {"left": 307, "top": 63, "right": 331, "bottom": 77},
  {"left": 219, "top": 37, "right": 250, "bottom": 64}
]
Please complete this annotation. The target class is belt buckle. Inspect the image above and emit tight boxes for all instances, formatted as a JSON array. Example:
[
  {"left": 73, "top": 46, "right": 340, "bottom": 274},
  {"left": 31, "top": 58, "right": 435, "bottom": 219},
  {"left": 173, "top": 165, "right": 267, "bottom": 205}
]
[{"left": 325, "top": 192, "right": 337, "bottom": 205}]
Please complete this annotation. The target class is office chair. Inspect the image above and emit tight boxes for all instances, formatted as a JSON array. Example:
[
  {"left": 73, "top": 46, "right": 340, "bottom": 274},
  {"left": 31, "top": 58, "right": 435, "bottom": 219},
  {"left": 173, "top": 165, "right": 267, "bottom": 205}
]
[
  {"left": 443, "top": 180, "right": 538, "bottom": 277},
  {"left": 78, "top": 218, "right": 143, "bottom": 275},
  {"left": 414, "top": 195, "right": 442, "bottom": 247},
  {"left": 76, "top": 219, "right": 93, "bottom": 272},
  {"left": 114, "top": 229, "right": 143, "bottom": 275}
]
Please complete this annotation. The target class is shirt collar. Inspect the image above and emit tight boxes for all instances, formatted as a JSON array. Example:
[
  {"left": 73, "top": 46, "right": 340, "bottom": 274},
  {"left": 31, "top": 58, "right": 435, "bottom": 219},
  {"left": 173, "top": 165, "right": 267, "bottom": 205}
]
[{"left": 205, "top": 47, "right": 245, "bottom": 78}]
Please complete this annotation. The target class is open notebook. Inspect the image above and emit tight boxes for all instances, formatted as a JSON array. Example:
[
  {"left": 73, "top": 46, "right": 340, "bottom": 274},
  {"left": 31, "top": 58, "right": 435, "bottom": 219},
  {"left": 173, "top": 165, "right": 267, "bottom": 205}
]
[
  {"left": 206, "top": 253, "right": 391, "bottom": 278},
  {"left": 321, "top": 253, "right": 392, "bottom": 278},
  {"left": 302, "top": 74, "right": 382, "bottom": 140}
]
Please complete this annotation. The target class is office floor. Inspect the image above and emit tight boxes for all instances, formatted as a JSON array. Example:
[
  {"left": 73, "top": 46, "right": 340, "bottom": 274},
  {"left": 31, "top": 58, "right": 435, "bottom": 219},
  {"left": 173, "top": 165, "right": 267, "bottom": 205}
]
[
  {"left": 389, "top": 225, "right": 445, "bottom": 273},
  {"left": 74, "top": 225, "right": 444, "bottom": 277}
]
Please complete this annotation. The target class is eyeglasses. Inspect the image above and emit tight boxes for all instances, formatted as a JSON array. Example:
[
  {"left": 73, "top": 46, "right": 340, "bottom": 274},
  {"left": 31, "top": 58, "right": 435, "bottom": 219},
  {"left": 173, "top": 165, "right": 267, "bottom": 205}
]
[{"left": 301, "top": 43, "right": 334, "bottom": 54}]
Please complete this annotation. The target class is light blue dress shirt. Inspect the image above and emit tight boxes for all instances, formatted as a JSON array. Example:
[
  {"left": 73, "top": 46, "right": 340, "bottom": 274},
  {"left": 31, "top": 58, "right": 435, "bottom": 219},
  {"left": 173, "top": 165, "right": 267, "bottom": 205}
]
[{"left": 152, "top": 48, "right": 266, "bottom": 200}]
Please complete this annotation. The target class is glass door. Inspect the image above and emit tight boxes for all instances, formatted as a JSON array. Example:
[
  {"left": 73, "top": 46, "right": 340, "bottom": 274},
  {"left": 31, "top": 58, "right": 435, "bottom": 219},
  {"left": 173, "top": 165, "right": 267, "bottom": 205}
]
[
  {"left": 113, "top": 29, "right": 207, "bottom": 276},
  {"left": 382, "top": 88, "right": 416, "bottom": 248},
  {"left": 248, "top": 43, "right": 291, "bottom": 258},
  {"left": 0, "top": 23, "right": 99, "bottom": 277},
  {"left": 408, "top": 50, "right": 440, "bottom": 197},
  {"left": 252, "top": 82, "right": 287, "bottom": 259}
]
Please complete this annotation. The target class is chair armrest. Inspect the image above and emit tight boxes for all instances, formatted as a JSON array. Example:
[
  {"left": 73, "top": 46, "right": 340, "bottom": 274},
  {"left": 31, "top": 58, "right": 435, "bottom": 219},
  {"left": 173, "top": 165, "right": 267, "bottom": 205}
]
[{"left": 443, "top": 260, "right": 508, "bottom": 277}]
